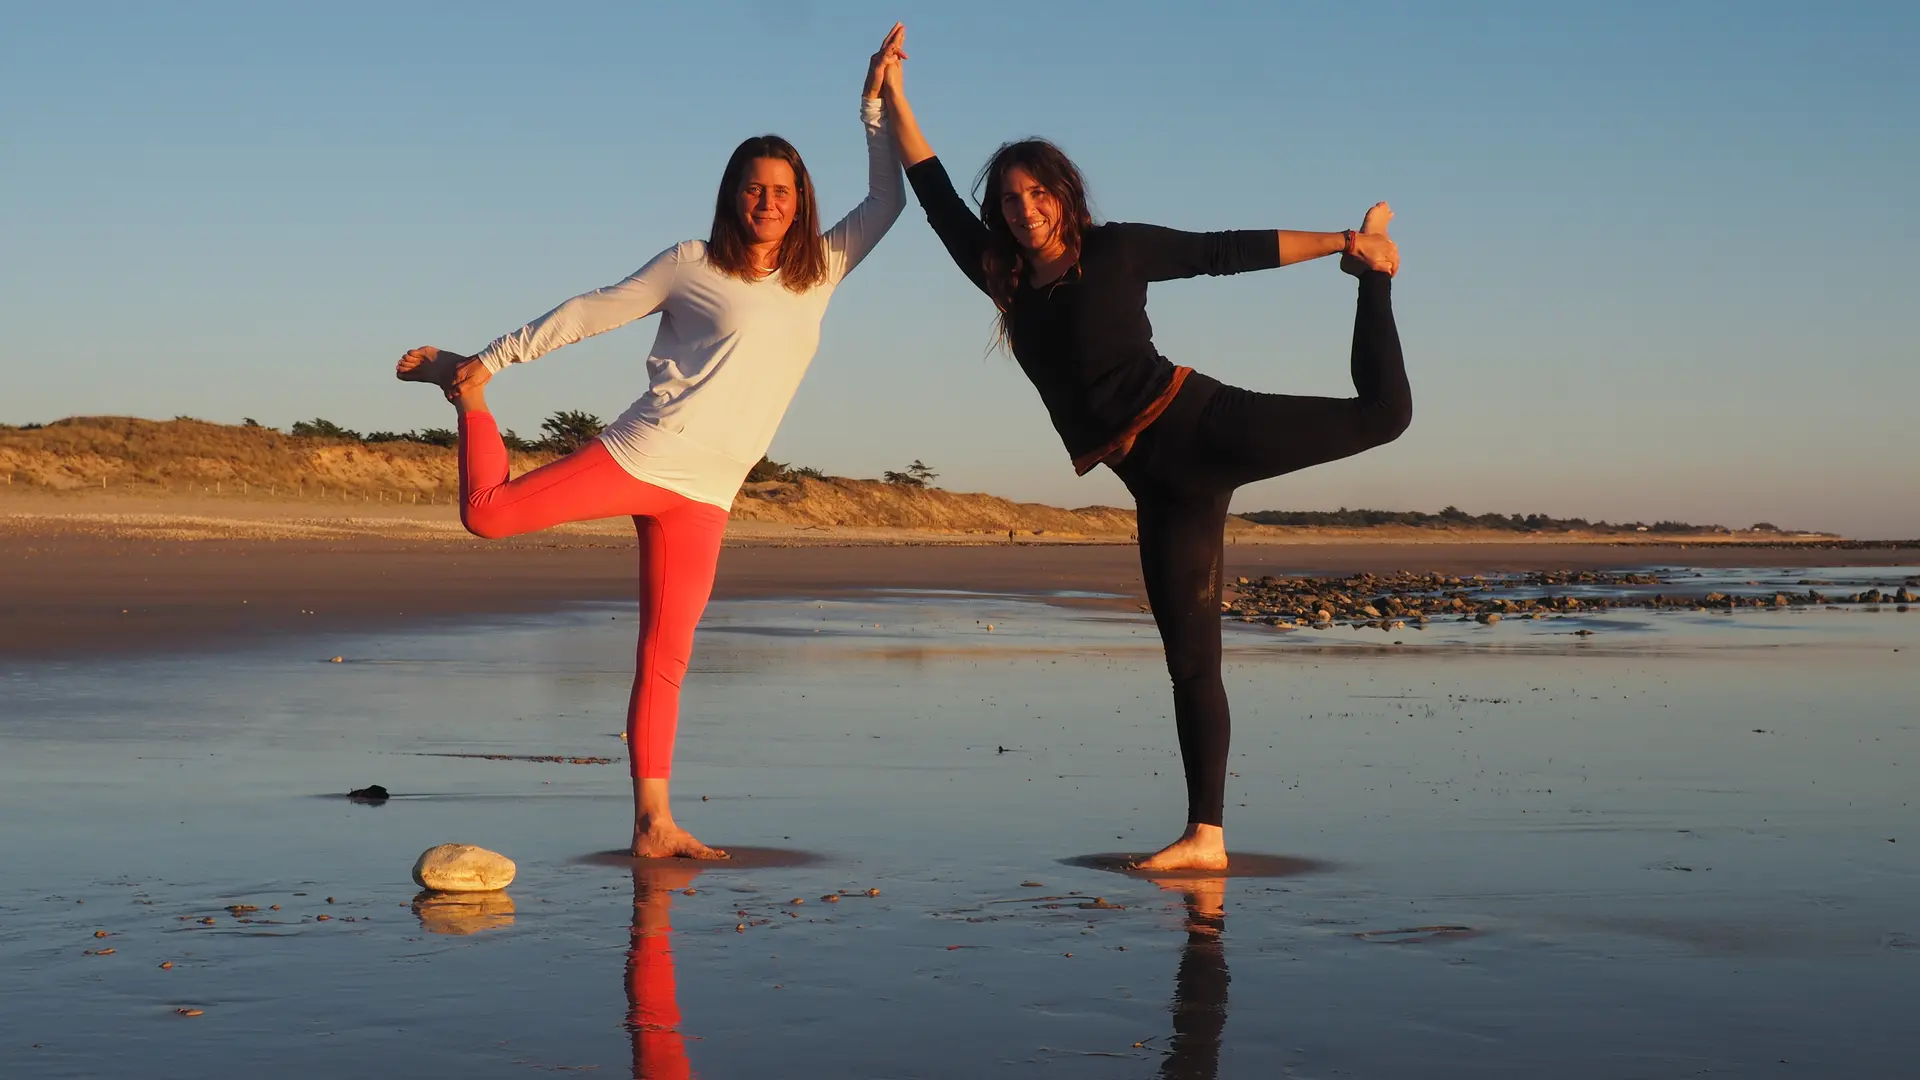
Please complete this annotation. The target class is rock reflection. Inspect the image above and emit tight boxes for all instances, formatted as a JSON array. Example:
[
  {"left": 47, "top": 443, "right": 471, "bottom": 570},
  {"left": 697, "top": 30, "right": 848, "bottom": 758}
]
[
  {"left": 1149, "top": 876, "right": 1229, "bottom": 1080},
  {"left": 410, "top": 889, "right": 516, "bottom": 935},
  {"left": 627, "top": 863, "right": 707, "bottom": 1080}
]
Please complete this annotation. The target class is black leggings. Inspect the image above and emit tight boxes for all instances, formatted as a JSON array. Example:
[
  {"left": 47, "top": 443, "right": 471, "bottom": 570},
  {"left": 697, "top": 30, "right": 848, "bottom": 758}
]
[{"left": 1112, "top": 271, "right": 1410, "bottom": 826}]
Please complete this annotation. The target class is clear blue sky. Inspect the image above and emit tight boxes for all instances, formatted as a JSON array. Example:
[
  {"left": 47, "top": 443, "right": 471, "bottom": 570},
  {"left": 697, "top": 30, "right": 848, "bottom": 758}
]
[{"left": 4, "top": 2, "right": 1916, "bottom": 536}]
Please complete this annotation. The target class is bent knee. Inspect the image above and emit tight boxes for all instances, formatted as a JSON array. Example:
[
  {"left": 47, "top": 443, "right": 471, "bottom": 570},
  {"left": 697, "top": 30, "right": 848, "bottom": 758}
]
[
  {"left": 1384, "top": 399, "right": 1413, "bottom": 442},
  {"left": 1365, "top": 398, "right": 1413, "bottom": 447},
  {"left": 460, "top": 505, "right": 513, "bottom": 540}
]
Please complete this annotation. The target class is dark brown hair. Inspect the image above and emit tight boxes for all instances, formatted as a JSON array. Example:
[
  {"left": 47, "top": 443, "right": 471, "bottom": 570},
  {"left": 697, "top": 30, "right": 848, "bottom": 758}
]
[
  {"left": 973, "top": 139, "right": 1096, "bottom": 332},
  {"left": 707, "top": 135, "right": 827, "bottom": 292}
]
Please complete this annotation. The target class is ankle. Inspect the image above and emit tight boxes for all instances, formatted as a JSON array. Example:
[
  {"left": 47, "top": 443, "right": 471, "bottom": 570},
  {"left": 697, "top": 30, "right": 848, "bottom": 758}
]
[{"left": 633, "top": 777, "right": 676, "bottom": 826}]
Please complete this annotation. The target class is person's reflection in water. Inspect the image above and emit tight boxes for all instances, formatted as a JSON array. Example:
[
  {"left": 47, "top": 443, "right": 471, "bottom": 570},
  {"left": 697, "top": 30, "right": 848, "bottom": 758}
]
[
  {"left": 628, "top": 863, "right": 707, "bottom": 1080},
  {"left": 1149, "top": 876, "right": 1229, "bottom": 1080}
]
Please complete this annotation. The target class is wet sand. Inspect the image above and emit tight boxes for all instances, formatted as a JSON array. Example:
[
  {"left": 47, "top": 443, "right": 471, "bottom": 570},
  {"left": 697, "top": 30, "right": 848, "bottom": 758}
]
[
  {"left": 3, "top": 587, "right": 1915, "bottom": 1077},
  {"left": 5, "top": 507, "right": 1915, "bottom": 657}
]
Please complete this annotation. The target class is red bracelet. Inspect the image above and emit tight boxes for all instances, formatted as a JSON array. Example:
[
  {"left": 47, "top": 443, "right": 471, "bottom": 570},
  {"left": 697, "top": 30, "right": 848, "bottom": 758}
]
[{"left": 1342, "top": 229, "right": 1358, "bottom": 256}]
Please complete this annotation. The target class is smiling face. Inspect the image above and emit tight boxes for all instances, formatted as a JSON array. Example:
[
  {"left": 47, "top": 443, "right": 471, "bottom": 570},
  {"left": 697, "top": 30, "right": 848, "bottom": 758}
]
[
  {"left": 996, "top": 164, "right": 1064, "bottom": 256},
  {"left": 736, "top": 157, "right": 798, "bottom": 253}
]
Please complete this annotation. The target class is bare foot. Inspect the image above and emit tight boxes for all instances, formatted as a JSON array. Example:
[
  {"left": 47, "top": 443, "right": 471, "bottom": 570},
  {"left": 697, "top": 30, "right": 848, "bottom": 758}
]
[
  {"left": 1131, "top": 823, "right": 1229, "bottom": 872},
  {"left": 1342, "top": 201, "right": 1396, "bottom": 276},
  {"left": 395, "top": 345, "right": 460, "bottom": 390},
  {"left": 631, "top": 819, "right": 730, "bottom": 861},
  {"left": 1361, "top": 200, "right": 1393, "bottom": 237}
]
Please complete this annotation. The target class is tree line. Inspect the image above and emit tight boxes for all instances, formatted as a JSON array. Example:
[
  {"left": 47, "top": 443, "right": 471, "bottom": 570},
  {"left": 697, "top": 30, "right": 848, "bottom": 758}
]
[
  {"left": 282, "top": 413, "right": 935, "bottom": 488},
  {"left": 282, "top": 411, "right": 608, "bottom": 454}
]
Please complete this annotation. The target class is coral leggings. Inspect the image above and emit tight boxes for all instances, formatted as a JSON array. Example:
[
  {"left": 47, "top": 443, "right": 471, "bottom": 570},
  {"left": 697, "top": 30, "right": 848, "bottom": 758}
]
[{"left": 458, "top": 412, "right": 729, "bottom": 779}]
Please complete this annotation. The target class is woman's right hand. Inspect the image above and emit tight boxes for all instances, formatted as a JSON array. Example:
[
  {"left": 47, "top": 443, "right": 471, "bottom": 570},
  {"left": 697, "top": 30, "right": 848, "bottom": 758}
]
[{"left": 445, "top": 355, "right": 492, "bottom": 401}]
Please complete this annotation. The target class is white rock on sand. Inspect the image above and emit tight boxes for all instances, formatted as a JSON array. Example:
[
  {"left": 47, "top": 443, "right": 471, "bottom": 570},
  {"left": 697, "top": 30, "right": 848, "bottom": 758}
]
[{"left": 411, "top": 843, "right": 516, "bottom": 892}]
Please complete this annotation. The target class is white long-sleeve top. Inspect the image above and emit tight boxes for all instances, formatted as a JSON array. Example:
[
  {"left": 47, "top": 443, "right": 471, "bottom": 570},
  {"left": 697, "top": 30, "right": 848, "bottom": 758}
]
[{"left": 472, "top": 98, "right": 904, "bottom": 509}]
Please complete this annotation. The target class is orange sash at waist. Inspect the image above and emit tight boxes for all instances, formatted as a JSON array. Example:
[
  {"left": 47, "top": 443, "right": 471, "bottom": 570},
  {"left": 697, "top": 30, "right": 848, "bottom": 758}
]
[{"left": 1071, "top": 366, "right": 1192, "bottom": 476}]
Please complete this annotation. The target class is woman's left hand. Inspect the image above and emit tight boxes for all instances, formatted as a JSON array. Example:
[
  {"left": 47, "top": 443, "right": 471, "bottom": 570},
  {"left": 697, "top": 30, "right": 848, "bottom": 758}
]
[{"left": 863, "top": 22, "right": 907, "bottom": 99}]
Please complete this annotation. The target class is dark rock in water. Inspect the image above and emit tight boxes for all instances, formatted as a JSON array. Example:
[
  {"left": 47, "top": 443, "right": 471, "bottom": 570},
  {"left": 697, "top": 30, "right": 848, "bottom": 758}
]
[{"left": 348, "top": 784, "right": 390, "bottom": 804}]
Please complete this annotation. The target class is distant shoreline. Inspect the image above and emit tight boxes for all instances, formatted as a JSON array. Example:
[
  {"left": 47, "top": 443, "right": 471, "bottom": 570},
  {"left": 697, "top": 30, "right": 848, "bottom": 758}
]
[
  {"left": 4, "top": 491, "right": 1915, "bottom": 661},
  {"left": 4, "top": 490, "right": 1911, "bottom": 548}
]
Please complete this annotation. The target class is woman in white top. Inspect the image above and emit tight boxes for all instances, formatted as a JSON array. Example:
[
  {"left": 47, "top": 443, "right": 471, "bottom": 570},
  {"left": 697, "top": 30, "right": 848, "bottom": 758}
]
[{"left": 396, "top": 26, "right": 907, "bottom": 860}]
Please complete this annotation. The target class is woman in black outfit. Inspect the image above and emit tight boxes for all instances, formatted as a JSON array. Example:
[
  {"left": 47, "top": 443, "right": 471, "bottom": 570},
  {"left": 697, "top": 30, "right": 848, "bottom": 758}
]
[{"left": 879, "top": 33, "right": 1410, "bottom": 870}]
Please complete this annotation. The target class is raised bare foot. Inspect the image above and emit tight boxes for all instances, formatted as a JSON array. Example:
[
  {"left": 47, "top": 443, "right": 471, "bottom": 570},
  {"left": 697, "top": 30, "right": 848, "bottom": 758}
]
[
  {"left": 395, "top": 345, "right": 460, "bottom": 389},
  {"left": 1361, "top": 200, "right": 1392, "bottom": 237},
  {"left": 1131, "top": 823, "right": 1229, "bottom": 872},
  {"left": 1343, "top": 201, "right": 1397, "bottom": 276},
  {"left": 631, "top": 819, "right": 730, "bottom": 861}
]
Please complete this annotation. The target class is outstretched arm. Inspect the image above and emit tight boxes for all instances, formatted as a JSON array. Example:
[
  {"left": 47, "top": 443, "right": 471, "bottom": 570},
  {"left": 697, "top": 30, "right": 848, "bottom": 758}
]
[
  {"left": 408, "top": 246, "right": 682, "bottom": 402},
  {"left": 824, "top": 24, "right": 909, "bottom": 283},
  {"left": 1122, "top": 218, "right": 1397, "bottom": 282},
  {"left": 881, "top": 44, "right": 935, "bottom": 168},
  {"left": 1279, "top": 228, "right": 1396, "bottom": 273},
  {"left": 471, "top": 245, "right": 682, "bottom": 375},
  {"left": 880, "top": 28, "right": 991, "bottom": 295}
]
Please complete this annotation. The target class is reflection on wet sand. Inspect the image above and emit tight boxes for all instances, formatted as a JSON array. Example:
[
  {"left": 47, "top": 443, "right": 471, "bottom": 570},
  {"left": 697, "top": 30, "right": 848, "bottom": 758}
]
[
  {"left": 1151, "top": 876, "right": 1230, "bottom": 1080},
  {"left": 628, "top": 863, "right": 704, "bottom": 1080},
  {"left": 1062, "top": 851, "right": 1326, "bottom": 879},
  {"left": 410, "top": 890, "right": 516, "bottom": 935}
]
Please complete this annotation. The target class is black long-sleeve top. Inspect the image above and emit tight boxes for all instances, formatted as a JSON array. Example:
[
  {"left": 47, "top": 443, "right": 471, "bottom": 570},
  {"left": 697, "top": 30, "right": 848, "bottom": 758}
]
[{"left": 905, "top": 156, "right": 1282, "bottom": 472}]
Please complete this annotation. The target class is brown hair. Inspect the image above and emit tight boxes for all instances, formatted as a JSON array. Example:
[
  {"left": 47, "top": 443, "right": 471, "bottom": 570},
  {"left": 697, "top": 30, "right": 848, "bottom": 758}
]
[
  {"left": 973, "top": 139, "right": 1096, "bottom": 335},
  {"left": 707, "top": 135, "right": 827, "bottom": 292}
]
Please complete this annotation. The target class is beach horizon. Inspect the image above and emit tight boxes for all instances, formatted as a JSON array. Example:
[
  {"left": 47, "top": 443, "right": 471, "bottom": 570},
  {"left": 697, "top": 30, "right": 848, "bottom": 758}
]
[{"left": 6, "top": 490, "right": 1916, "bottom": 659}]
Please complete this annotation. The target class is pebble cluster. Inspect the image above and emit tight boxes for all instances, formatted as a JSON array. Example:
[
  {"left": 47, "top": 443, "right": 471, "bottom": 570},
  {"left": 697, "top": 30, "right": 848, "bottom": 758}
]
[{"left": 1222, "top": 570, "right": 1918, "bottom": 631}]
